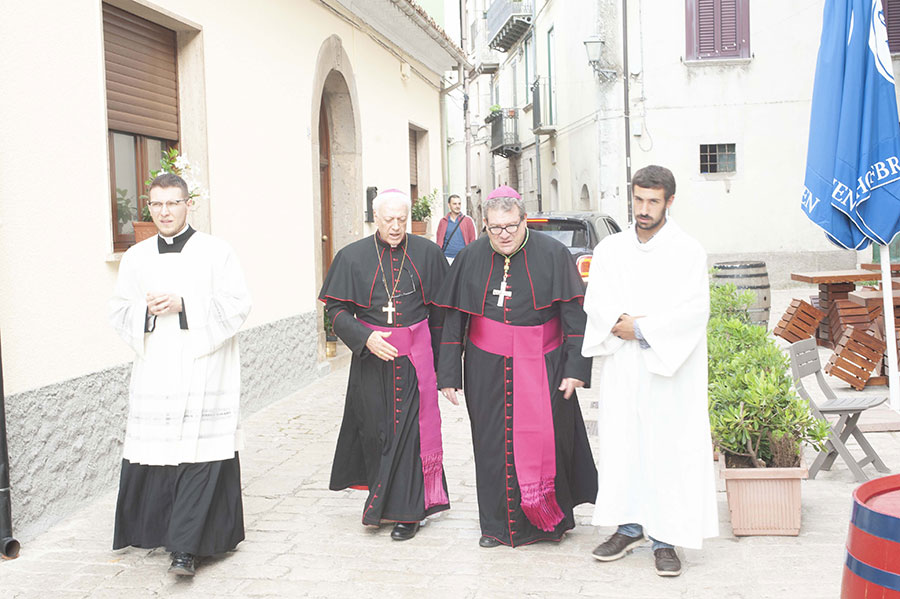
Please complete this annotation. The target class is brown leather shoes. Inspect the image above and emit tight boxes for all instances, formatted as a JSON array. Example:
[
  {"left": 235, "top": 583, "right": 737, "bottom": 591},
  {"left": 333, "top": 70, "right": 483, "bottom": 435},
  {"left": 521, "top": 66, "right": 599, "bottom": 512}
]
[{"left": 591, "top": 532, "right": 645, "bottom": 561}]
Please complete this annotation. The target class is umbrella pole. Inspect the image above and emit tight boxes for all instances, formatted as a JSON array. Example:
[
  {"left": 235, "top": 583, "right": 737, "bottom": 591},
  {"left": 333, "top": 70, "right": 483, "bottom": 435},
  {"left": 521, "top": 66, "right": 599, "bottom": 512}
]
[{"left": 880, "top": 250, "right": 900, "bottom": 412}]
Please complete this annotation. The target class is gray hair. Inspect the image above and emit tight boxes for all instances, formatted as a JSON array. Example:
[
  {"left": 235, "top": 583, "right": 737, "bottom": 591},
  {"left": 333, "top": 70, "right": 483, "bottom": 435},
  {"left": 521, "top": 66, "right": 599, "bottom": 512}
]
[
  {"left": 373, "top": 189, "right": 411, "bottom": 214},
  {"left": 483, "top": 195, "right": 525, "bottom": 220}
]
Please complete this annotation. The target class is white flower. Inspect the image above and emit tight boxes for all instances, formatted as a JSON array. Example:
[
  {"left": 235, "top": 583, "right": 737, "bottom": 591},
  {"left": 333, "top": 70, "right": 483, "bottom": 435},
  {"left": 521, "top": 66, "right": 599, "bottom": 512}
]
[{"left": 173, "top": 154, "right": 190, "bottom": 171}]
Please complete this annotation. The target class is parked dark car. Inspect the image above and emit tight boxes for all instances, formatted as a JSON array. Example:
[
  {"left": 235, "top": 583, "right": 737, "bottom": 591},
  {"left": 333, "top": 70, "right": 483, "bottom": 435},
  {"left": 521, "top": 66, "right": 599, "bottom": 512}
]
[{"left": 526, "top": 211, "right": 622, "bottom": 283}]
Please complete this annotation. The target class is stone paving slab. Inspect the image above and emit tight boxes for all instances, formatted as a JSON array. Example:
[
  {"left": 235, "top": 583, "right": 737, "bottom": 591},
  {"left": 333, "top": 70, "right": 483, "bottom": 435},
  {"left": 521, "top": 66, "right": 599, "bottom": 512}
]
[{"left": 1, "top": 325, "right": 899, "bottom": 598}]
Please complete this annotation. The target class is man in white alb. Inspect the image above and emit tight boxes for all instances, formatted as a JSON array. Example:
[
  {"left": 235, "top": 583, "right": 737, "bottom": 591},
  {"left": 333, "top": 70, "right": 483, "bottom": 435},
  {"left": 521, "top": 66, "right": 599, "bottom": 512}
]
[
  {"left": 109, "top": 173, "right": 251, "bottom": 576},
  {"left": 581, "top": 165, "right": 718, "bottom": 577}
]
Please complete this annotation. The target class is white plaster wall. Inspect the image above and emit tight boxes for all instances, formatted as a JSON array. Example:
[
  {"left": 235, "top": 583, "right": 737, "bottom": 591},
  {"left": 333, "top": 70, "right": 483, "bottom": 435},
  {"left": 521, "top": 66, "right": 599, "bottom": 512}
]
[
  {"left": 0, "top": 0, "right": 445, "bottom": 394},
  {"left": 596, "top": 0, "right": 848, "bottom": 254}
]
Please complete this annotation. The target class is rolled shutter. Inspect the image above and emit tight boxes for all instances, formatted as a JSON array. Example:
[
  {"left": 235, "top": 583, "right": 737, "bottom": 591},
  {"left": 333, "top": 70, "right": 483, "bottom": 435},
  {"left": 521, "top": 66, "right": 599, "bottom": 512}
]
[{"left": 103, "top": 3, "right": 178, "bottom": 141}]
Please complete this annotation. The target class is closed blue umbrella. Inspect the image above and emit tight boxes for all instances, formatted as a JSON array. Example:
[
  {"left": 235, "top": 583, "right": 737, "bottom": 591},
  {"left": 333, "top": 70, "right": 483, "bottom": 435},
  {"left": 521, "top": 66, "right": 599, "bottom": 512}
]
[{"left": 803, "top": 0, "right": 900, "bottom": 410}]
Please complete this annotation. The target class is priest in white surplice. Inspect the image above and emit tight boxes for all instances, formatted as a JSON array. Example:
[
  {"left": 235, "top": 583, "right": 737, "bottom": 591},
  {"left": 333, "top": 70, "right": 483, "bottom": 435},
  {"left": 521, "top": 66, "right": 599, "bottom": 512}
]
[
  {"left": 109, "top": 173, "right": 251, "bottom": 577},
  {"left": 581, "top": 165, "right": 717, "bottom": 578}
]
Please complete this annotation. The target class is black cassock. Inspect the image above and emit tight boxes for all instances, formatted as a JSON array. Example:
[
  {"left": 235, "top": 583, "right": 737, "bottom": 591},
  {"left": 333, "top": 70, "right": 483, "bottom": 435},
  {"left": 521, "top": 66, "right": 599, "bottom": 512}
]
[
  {"left": 319, "top": 232, "right": 449, "bottom": 525},
  {"left": 437, "top": 231, "right": 598, "bottom": 547}
]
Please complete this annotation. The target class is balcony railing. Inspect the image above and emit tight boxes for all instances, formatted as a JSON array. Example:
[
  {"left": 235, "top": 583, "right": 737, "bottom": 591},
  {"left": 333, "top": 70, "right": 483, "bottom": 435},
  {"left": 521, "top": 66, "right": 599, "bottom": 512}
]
[
  {"left": 471, "top": 18, "right": 501, "bottom": 74},
  {"left": 487, "top": 109, "right": 521, "bottom": 158},
  {"left": 486, "top": 0, "right": 533, "bottom": 52}
]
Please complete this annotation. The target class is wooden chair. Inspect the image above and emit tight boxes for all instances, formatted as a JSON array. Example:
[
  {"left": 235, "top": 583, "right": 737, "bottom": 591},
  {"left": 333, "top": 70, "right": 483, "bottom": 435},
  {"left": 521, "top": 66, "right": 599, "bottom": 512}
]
[{"left": 788, "top": 337, "right": 890, "bottom": 482}]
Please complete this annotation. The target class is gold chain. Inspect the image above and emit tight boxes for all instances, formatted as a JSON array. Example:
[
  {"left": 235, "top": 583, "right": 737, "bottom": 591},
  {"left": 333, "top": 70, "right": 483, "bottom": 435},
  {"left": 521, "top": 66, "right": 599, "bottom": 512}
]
[{"left": 374, "top": 234, "right": 408, "bottom": 304}]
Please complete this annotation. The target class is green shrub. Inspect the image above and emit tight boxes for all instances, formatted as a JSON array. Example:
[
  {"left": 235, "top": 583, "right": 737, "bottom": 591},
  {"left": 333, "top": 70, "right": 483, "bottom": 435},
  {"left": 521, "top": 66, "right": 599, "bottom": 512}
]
[{"left": 707, "top": 274, "right": 829, "bottom": 467}]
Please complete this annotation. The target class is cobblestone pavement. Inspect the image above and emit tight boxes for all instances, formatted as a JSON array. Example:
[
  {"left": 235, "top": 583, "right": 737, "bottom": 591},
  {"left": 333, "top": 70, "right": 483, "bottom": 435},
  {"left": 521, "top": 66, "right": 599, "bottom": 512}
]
[{"left": 1, "top": 288, "right": 898, "bottom": 598}]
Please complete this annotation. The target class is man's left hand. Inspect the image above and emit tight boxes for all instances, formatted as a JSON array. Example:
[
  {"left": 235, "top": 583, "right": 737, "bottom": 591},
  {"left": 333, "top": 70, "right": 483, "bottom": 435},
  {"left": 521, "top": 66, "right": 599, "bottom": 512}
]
[
  {"left": 612, "top": 313, "right": 642, "bottom": 340},
  {"left": 558, "top": 377, "right": 584, "bottom": 400},
  {"left": 147, "top": 292, "right": 183, "bottom": 316}
]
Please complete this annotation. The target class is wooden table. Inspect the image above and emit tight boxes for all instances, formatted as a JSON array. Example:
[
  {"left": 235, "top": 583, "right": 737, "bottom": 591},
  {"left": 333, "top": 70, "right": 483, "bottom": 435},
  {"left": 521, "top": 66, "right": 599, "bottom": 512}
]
[
  {"left": 790, "top": 270, "right": 888, "bottom": 348},
  {"left": 859, "top": 263, "right": 900, "bottom": 272}
]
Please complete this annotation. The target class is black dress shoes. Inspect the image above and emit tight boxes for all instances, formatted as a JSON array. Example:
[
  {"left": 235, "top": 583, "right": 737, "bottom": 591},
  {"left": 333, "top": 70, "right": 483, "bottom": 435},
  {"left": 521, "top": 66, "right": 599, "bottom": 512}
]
[
  {"left": 168, "top": 552, "right": 196, "bottom": 576},
  {"left": 479, "top": 535, "right": 502, "bottom": 548},
  {"left": 390, "top": 521, "right": 420, "bottom": 541}
]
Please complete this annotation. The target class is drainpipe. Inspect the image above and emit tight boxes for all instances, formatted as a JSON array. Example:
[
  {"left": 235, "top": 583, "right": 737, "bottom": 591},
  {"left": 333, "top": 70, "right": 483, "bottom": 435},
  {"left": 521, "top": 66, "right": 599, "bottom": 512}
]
[
  {"left": 440, "top": 63, "right": 465, "bottom": 205},
  {"left": 0, "top": 333, "right": 20, "bottom": 560},
  {"left": 622, "top": 0, "right": 633, "bottom": 224},
  {"left": 532, "top": 0, "right": 542, "bottom": 212}
]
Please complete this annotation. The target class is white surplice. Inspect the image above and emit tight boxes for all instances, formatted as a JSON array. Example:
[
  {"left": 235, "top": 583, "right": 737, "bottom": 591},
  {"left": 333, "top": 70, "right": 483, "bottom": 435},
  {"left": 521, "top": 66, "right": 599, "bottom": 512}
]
[
  {"left": 109, "top": 232, "right": 251, "bottom": 466},
  {"left": 581, "top": 219, "right": 718, "bottom": 549}
]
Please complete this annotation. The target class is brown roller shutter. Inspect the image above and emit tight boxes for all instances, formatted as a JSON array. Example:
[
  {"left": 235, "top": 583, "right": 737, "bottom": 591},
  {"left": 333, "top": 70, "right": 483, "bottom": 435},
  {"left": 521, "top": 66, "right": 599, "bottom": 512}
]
[
  {"left": 103, "top": 3, "right": 178, "bottom": 141},
  {"left": 409, "top": 129, "right": 418, "bottom": 185}
]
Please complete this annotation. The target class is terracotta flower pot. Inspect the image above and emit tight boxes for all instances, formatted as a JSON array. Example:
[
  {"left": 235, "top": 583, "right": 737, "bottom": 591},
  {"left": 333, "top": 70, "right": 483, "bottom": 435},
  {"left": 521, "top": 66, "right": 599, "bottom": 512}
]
[
  {"left": 411, "top": 220, "right": 427, "bottom": 235},
  {"left": 132, "top": 221, "right": 158, "bottom": 243},
  {"left": 719, "top": 453, "right": 808, "bottom": 536},
  {"left": 325, "top": 340, "right": 337, "bottom": 358}
]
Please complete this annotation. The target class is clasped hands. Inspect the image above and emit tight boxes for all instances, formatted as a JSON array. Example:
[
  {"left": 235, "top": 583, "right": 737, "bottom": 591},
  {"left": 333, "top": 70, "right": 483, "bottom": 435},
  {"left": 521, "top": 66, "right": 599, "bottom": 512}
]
[
  {"left": 146, "top": 292, "right": 183, "bottom": 316},
  {"left": 612, "top": 313, "right": 643, "bottom": 340}
]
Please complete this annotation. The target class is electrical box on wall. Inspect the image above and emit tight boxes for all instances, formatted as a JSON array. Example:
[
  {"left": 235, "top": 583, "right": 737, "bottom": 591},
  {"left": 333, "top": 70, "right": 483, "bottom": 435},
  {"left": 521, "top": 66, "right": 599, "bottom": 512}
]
[{"left": 366, "top": 187, "right": 377, "bottom": 222}]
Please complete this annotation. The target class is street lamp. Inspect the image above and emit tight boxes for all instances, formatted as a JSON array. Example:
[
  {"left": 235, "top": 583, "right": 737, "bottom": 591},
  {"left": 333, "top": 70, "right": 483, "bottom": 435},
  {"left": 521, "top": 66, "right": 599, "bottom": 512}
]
[{"left": 584, "top": 36, "right": 616, "bottom": 81}]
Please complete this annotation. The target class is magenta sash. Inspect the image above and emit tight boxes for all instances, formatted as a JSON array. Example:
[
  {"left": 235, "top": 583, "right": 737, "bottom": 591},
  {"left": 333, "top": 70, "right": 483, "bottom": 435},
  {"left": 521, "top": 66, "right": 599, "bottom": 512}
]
[
  {"left": 468, "top": 316, "right": 565, "bottom": 532},
  {"left": 360, "top": 319, "right": 448, "bottom": 510}
]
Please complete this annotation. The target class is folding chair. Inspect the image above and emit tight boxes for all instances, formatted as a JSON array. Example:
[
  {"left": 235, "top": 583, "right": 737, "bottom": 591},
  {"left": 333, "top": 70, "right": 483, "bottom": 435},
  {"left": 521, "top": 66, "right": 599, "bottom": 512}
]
[{"left": 788, "top": 337, "right": 891, "bottom": 482}]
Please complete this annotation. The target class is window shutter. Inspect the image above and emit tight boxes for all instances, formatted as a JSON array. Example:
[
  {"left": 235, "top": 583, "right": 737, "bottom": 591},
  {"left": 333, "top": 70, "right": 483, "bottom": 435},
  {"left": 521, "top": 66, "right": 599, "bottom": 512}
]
[
  {"left": 409, "top": 129, "right": 418, "bottom": 185},
  {"left": 884, "top": 0, "right": 900, "bottom": 53},
  {"left": 697, "top": 0, "right": 717, "bottom": 56},
  {"left": 103, "top": 4, "right": 178, "bottom": 141},
  {"left": 720, "top": 0, "right": 738, "bottom": 53},
  {"left": 690, "top": 0, "right": 746, "bottom": 60}
]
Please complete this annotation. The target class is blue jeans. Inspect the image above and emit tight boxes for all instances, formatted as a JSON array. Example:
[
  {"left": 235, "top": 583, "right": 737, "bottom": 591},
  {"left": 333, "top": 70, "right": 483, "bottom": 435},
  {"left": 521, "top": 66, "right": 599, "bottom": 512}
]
[{"left": 618, "top": 523, "right": 673, "bottom": 551}]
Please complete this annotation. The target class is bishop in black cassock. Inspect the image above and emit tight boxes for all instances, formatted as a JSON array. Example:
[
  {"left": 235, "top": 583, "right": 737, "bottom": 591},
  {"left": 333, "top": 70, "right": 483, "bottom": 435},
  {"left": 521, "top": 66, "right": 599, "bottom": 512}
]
[
  {"left": 437, "top": 186, "right": 597, "bottom": 548},
  {"left": 318, "top": 189, "right": 450, "bottom": 541}
]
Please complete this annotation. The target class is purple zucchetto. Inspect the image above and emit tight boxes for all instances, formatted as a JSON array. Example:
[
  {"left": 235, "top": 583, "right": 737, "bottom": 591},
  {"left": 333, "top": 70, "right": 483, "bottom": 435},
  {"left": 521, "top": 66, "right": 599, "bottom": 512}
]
[{"left": 486, "top": 185, "right": 522, "bottom": 201}]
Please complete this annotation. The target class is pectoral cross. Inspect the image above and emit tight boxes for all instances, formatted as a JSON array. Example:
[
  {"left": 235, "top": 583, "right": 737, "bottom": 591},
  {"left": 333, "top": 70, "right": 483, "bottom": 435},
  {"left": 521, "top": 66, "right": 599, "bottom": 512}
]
[
  {"left": 382, "top": 300, "right": 396, "bottom": 324},
  {"left": 493, "top": 279, "right": 512, "bottom": 307}
]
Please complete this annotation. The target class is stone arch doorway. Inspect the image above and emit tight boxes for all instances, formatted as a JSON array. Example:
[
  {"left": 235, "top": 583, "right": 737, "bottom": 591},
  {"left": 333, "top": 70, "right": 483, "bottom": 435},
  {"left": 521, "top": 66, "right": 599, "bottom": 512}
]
[{"left": 311, "top": 35, "right": 362, "bottom": 353}]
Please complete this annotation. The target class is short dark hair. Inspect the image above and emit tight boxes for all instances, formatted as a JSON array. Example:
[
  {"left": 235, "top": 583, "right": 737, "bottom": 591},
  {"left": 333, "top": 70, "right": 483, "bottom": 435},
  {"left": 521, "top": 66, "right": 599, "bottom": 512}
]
[
  {"left": 448, "top": 194, "right": 460, "bottom": 204},
  {"left": 632, "top": 165, "right": 676, "bottom": 200},
  {"left": 149, "top": 172, "right": 189, "bottom": 199}
]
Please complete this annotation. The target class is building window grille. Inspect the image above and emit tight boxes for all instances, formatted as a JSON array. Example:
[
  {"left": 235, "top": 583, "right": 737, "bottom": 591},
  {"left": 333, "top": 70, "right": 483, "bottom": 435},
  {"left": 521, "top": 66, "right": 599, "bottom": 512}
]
[{"left": 700, "top": 143, "right": 736, "bottom": 174}]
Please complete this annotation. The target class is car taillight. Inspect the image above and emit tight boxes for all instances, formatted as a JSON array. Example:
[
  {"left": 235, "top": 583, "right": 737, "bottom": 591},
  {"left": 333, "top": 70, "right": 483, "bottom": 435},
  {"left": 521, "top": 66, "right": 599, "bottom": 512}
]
[
  {"left": 576, "top": 255, "right": 592, "bottom": 282},
  {"left": 526, "top": 218, "right": 549, "bottom": 223}
]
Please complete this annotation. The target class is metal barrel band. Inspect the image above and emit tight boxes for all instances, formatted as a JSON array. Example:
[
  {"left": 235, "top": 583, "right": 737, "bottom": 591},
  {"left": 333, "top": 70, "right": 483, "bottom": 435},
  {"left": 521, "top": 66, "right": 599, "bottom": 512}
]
[
  {"left": 846, "top": 553, "right": 900, "bottom": 592},
  {"left": 851, "top": 500, "right": 900, "bottom": 543}
]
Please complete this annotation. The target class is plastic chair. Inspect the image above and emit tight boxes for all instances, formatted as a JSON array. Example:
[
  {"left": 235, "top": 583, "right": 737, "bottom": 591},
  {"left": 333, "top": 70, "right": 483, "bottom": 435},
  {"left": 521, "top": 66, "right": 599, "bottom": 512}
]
[{"left": 788, "top": 337, "right": 890, "bottom": 482}]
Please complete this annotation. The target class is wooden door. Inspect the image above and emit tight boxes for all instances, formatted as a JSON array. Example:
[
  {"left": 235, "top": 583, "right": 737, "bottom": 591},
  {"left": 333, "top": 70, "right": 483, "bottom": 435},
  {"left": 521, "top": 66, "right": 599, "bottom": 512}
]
[{"left": 319, "top": 98, "right": 333, "bottom": 273}]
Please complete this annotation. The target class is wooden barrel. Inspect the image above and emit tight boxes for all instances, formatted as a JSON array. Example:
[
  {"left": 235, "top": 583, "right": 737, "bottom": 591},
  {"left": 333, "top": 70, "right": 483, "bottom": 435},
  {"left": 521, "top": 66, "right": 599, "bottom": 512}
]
[
  {"left": 842, "top": 474, "right": 900, "bottom": 598},
  {"left": 712, "top": 261, "right": 771, "bottom": 329}
]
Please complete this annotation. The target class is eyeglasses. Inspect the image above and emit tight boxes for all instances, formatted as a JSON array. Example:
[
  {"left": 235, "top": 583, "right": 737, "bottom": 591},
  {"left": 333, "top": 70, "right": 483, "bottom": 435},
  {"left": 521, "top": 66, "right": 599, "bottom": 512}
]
[
  {"left": 147, "top": 199, "right": 188, "bottom": 212},
  {"left": 486, "top": 219, "right": 523, "bottom": 235}
]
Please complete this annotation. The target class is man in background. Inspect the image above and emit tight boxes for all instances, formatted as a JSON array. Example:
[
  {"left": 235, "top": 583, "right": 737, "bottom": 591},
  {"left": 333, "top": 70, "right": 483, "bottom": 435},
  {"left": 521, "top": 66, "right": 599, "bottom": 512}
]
[{"left": 435, "top": 194, "right": 476, "bottom": 263}]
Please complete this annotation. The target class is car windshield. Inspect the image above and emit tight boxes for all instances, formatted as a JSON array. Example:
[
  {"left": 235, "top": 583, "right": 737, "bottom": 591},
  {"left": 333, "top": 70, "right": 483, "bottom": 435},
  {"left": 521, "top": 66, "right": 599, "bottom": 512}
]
[{"left": 527, "top": 220, "right": 589, "bottom": 248}]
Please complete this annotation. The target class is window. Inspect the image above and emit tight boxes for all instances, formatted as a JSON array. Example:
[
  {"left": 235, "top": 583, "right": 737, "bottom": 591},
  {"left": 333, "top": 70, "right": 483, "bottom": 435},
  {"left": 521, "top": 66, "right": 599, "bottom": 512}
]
[
  {"left": 524, "top": 36, "right": 533, "bottom": 104},
  {"left": 883, "top": 0, "right": 900, "bottom": 53},
  {"left": 685, "top": 0, "right": 750, "bottom": 60},
  {"left": 700, "top": 143, "right": 736, "bottom": 174},
  {"left": 547, "top": 27, "right": 556, "bottom": 124},
  {"left": 103, "top": 3, "right": 179, "bottom": 251}
]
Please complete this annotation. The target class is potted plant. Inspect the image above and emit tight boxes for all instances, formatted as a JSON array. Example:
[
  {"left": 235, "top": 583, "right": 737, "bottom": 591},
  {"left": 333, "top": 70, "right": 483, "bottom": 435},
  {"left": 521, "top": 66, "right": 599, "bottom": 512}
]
[
  {"left": 133, "top": 148, "right": 206, "bottom": 243},
  {"left": 324, "top": 311, "right": 337, "bottom": 358},
  {"left": 707, "top": 277, "right": 829, "bottom": 536},
  {"left": 411, "top": 188, "right": 436, "bottom": 235},
  {"left": 485, "top": 104, "right": 504, "bottom": 124}
]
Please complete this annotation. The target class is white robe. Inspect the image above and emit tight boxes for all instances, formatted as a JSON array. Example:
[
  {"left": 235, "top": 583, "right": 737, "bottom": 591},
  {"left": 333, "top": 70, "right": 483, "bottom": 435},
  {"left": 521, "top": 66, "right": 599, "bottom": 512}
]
[
  {"left": 581, "top": 219, "right": 718, "bottom": 549},
  {"left": 109, "top": 232, "right": 251, "bottom": 466}
]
